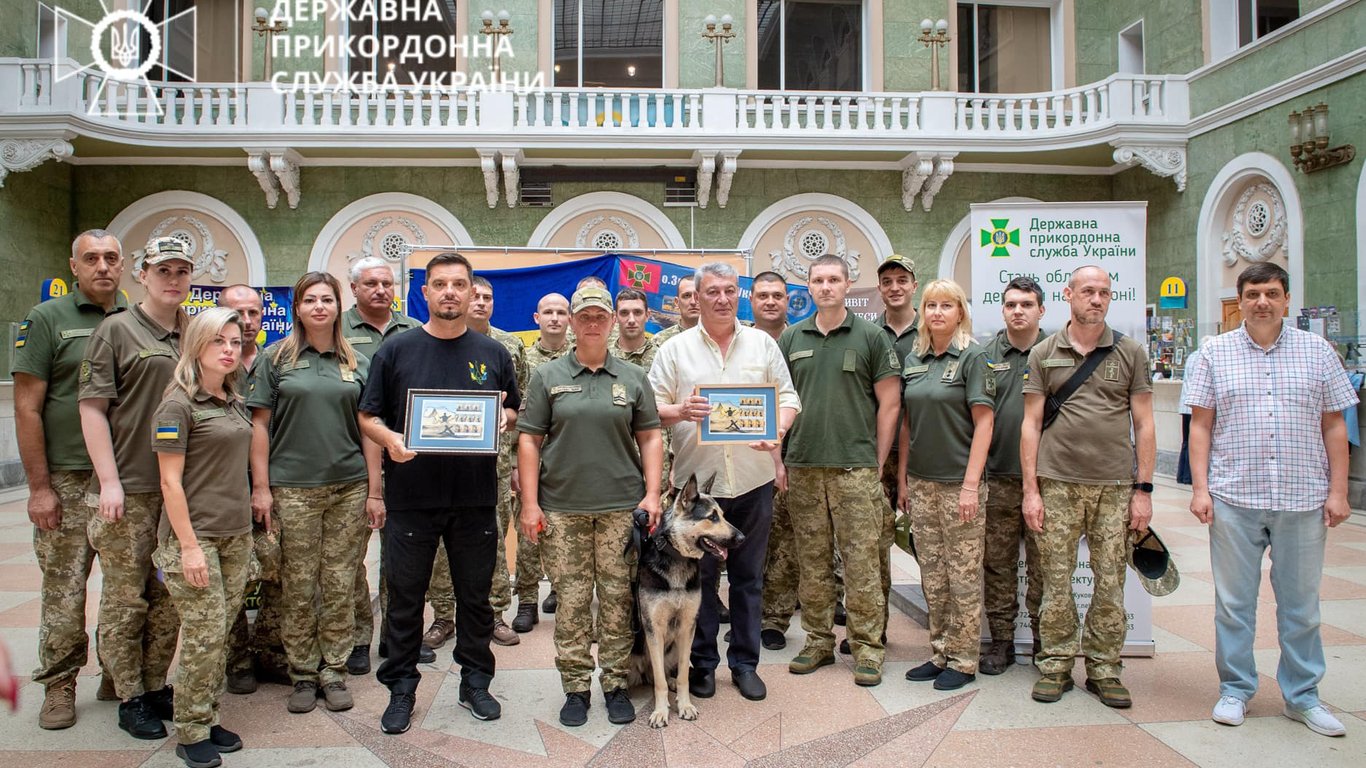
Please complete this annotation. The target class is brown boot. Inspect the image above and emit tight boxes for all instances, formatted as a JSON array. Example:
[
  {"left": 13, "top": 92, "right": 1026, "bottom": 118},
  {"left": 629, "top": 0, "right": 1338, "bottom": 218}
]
[
  {"left": 96, "top": 673, "right": 118, "bottom": 701},
  {"left": 422, "top": 618, "right": 455, "bottom": 649},
  {"left": 491, "top": 618, "right": 520, "bottom": 646},
  {"left": 979, "top": 640, "right": 1014, "bottom": 676},
  {"left": 39, "top": 678, "right": 77, "bottom": 730}
]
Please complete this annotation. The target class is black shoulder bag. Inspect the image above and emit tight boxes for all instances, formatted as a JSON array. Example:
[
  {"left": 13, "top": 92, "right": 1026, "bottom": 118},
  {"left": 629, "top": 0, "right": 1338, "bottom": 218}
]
[{"left": 1041, "top": 331, "right": 1124, "bottom": 430}]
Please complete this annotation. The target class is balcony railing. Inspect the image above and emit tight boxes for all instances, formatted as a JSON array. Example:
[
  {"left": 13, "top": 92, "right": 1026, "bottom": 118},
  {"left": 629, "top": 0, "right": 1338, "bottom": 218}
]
[{"left": 0, "top": 59, "right": 1189, "bottom": 144}]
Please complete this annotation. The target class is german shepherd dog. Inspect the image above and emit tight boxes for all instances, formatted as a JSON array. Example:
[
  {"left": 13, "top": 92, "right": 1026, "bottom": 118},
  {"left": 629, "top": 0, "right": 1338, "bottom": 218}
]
[{"left": 628, "top": 475, "right": 744, "bottom": 728}]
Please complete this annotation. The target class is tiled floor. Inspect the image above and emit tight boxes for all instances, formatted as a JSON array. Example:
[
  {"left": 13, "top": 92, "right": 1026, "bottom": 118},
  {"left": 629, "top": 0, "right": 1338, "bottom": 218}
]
[{"left": 1, "top": 482, "right": 1364, "bottom": 767}]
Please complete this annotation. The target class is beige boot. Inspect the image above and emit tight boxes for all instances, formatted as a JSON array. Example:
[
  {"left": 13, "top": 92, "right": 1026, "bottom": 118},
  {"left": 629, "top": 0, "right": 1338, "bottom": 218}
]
[{"left": 39, "top": 677, "right": 77, "bottom": 730}]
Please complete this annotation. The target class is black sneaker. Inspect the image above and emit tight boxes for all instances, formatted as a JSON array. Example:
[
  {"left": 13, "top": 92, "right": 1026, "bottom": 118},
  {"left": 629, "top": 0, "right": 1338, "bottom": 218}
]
[
  {"left": 209, "top": 724, "right": 242, "bottom": 753},
  {"left": 542, "top": 590, "right": 558, "bottom": 614},
  {"left": 346, "top": 645, "right": 371, "bottom": 676},
  {"left": 175, "top": 739, "right": 222, "bottom": 768},
  {"left": 459, "top": 683, "right": 502, "bottom": 721},
  {"left": 380, "top": 692, "right": 416, "bottom": 734},
  {"left": 559, "top": 691, "right": 590, "bottom": 727},
  {"left": 905, "top": 660, "right": 944, "bottom": 682},
  {"left": 419, "top": 645, "right": 437, "bottom": 664},
  {"left": 511, "top": 603, "right": 538, "bottom": 633},
  {"left": 145, "top": 685, "right": 175, "bottom": 721},
  {"left": 761, "top": 629, "right": 787, "bottom": 650},
  {"left": 118, "top": 696, "right": 167, "bottom": 740},
  {"left": 604, "top": 688, "right": 636, "bottom": 724}
]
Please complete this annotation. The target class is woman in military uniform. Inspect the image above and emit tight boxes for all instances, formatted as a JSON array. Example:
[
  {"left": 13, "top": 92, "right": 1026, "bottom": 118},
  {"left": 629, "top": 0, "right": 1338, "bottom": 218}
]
[
  {"left": 78, "top": 237, "right": 193, "bottom": 739},
  {"left": 248, "top": 272, "right": 382, "bottom": 715},
  {"left": 517, "top": 286, "right": 663, "bottom": 728},
  {"left": 153, "top": 307, "right": 253, "bottom": 768},
  {"left": 897, "top": 279, "right": 996, "bottom": 692}
]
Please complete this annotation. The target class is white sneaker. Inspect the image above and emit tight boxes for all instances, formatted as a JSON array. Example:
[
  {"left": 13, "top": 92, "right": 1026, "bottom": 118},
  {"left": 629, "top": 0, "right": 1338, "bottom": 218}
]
[
  {"left": 1212, "top": 695, "right": 1246, "bottom": 726},
  {"left": 1284, "top": 704, "right": 1346, "bottom": 737}
]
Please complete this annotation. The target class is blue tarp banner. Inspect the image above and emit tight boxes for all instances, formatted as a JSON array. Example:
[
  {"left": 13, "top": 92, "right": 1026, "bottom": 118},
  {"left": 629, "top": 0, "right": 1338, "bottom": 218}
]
[
  {"left": 183, "top": 285, "right": 293, "bottom": 347},
  {"left": 406, "top": 255, "right": 815, "bottom": 335}
]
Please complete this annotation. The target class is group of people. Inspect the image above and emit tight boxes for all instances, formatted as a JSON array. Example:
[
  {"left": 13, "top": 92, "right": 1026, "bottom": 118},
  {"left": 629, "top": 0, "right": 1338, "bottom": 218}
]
[{"left": 13, "top": 230, "right": 1354, "bottom": 767}]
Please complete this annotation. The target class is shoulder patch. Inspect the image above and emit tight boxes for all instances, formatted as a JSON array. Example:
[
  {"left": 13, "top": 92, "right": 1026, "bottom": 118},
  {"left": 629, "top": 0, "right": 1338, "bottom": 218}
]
[
  {"left": 155, "top": 421, "right": 181, "bottom": 440},
  {"left": 985, "top": 372, "right": 997, "bottom": 396},
  {"left": 79, "top": 360, "right": 92, "bottom": 382}
]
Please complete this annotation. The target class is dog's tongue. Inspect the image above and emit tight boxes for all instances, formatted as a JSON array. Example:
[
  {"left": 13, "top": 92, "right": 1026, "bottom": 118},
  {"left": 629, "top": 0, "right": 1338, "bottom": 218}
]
[{"left": 716, "top": 547, "right": 728, "bottom": 561}]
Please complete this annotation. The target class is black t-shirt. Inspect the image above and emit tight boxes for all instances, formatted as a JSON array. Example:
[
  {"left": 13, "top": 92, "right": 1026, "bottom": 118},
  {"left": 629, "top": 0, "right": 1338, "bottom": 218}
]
[{"left": 359, "top": 326, "right": 521, "bottom": 511}]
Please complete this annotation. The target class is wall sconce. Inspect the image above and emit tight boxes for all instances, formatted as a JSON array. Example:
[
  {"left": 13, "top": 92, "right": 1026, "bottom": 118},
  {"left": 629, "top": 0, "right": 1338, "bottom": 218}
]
[
  {"left": 252, "top": 7, "right": 290, "bottom": 79},
  {"left": 480, "top": 10, "right": 514, "bottom": 79},
  {"left": 918, "top": 18, "right": 950, "bottom": 91},
  {"left": 701, "top": 14, "right": 735, "bottom": 88},
  {"left": 1289, "top": 103, "right": 1356, "bottom": 173}
]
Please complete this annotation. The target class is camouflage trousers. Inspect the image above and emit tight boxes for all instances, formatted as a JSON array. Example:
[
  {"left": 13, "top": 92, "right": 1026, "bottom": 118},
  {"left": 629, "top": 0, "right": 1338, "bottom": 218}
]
[
  {"left": 427, "top": 463, "right": 516, "bottom": 621},
  {"left": 787, "top": 467, "right": 887, "bottom": 668},
  {"left": 88, "top": 491, "right": 180, "bottom": 700},
  {"left": 276, "top": 481, "right": 369, "bottom": 685},
  {"left": 760, "top": 488, "right": 798, "bottom": 633},
  {"left": 226, "top": 578, "right": 287, "bottom": 680},
  {"left": 1035, "top": 479, "right": 1131, "bottom": 680},
  {"left": 540, "top": 510, "right": 635, "bottom": 692},
  {"left": 32, "top": 471, "right": 99, "bottom": 687},
  {"left": 907, "top": 478, "right": 987, "bottom": 674},
  {"left": 984, "top": 477, "right": 1042, "bottom": 642},
  {"left": 157, "top": 533, "right": 250, "bottom": 745},
  {"left": 514, "top": 515, "right": 546, "bottom": 606}
]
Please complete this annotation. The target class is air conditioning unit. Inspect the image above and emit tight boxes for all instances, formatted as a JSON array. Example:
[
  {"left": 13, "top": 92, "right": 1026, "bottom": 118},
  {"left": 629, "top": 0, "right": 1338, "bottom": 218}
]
[
  {"left": 519, "top": 181, "right": 553, "bottom": 207},
  {"left": 664, "top": 174, "right": 697, "bottom": 207}
]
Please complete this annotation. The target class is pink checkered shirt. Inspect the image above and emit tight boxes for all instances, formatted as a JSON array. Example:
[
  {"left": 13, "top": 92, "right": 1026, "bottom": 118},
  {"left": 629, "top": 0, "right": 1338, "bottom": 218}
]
[{"left": 1183, "top": 324, "right": 1358, "bottom": 511}]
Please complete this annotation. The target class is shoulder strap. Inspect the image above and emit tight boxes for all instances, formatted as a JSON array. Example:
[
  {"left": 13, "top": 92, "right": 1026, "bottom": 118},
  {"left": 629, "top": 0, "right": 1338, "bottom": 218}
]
[{"left": 1042, "top": 331, "right": 1124, "bottom": 429}]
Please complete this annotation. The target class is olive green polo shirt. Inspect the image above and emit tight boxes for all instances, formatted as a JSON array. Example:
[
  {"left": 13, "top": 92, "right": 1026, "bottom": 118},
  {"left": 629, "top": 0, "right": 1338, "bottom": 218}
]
[
  {"left": 778, "top": 310, "right": 900, "bottom": 468},
  {"left": 11, "top": 286, "right": 128, "bottom": 471},
  {"left": 878, "top": 312, "right": 919, "bottom": 363},
  {"left": 152, "top": 387, "right": 253, "bottom": 537},
  {"left": 341, "top": 306, "right": 421, "bottom": 353},
  {"left": 1022, "top": 324, "right": 1151, "bottom": 485},
  {"left": 247, "top": 344, "right": 370, "bottom": 488},
  {"left": 610, "top": 335, "right": 657, "bottom": 372},
  {"left": 901, "top": 340, "right": 996, "bottom": 482},
  {"left": 518, "top": 352, "right": 660, "bottom": 513},
  {"left": 79, "top": 304, "right": 185, "bottom": 494},
  {"left": 984, "top": 329, "right": 1046, "bottom": 478}
]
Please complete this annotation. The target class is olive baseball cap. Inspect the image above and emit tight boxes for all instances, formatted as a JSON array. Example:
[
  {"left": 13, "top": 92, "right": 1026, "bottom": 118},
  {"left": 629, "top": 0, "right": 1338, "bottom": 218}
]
[
  {"left": 1129, "top": 528, "right": 1180, "bottom": 597},
  {"left": 143, "top": 236, "right": 193, "bottom": 266},
  {"left": 570, "top": 286, "right": 614, "bottom": 314},
  {"left": 877, "top": 254, "right": 916, "bottom": 276}
]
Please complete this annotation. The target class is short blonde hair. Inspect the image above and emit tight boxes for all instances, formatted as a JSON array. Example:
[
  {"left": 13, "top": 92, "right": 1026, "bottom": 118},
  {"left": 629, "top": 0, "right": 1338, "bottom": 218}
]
[
  {"left": 168, "top": 307, "right": 243, "bottom": 401},
  {"left": 913, "top": 279, "right": 974, "bottom": 356}
]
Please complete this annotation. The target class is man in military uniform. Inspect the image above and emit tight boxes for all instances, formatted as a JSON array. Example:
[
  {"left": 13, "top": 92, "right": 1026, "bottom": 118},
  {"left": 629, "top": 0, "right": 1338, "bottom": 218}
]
[
  {"left": 751, "top": 272, "right": 799, "bottom": 651},
  {"left": 513, "top": 293, "right": 572, "bottom": 626},
  {"left": 216, "top": 285, "right": 289, "bottom": 693},
  {"left": 651, "top": 276, "right": 699, "bottom": 347},
  {"left": 341, "top": 257, "right": 422, "bottom": 673},
  {"left": 465, "top": 275, "right": 526, "bottom": 645},
  {"left": 609, "top": 288, "right": 656, "bottom": 370},
  {"left": 1021, "top": 266, "right": 1154, "bottom": 708},
  {"left": 980, "top": 276, "right": 1047, "bottom": 675},
  {"left": 779, "top": 255, "right": 901, "bottom": 687},
  {"left": 13, "top": 230, "right": 127, "bottom": 729}
]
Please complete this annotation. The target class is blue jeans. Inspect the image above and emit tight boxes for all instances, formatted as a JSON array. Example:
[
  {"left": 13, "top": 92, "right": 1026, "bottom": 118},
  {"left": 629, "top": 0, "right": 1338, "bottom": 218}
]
[{"left": 1210, "top": 497, "right": 1326, "bottom": 710}]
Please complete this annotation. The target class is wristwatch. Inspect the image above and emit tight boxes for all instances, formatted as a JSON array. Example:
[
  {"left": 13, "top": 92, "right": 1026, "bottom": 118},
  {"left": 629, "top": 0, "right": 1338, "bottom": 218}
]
[{"left": 1132, "top": 482, "right": 1154, "bottom": 493}]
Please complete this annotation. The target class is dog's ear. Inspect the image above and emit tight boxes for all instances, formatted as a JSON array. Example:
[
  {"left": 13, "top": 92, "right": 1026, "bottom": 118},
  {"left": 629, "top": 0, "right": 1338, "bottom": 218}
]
[
  {"left": 702, "top": 475, "right": 716, "bottom": 495},
  {"left": 679, "top": 475, "right": 699, "bottom": 507}
]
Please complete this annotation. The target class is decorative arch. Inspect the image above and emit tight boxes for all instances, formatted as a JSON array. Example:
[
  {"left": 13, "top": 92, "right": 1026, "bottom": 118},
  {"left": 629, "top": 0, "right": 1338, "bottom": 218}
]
[
  {"left": 737, "top": 193, "right": 896, "bottom": 285},
  {"left": 526, "top": 191, "right": 687, "bottom": 250},
  {"left": 106, "top": 190, "right": 266, "bottom": 285},
  {"left": 1196, "top": 152, "right": 1303, "bottom": 332},
  {"left": 308, "top": 192, "right": 474, "bottom": 273},
  {"left": 939, "top": 196, "right": 1043, "bottom": 288}
]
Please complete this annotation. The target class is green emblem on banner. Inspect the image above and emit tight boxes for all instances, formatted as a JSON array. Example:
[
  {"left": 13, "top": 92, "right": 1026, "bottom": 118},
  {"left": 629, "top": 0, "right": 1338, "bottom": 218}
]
[{"left": 980, "top": 219, "right": 1020, "bottom": 257}]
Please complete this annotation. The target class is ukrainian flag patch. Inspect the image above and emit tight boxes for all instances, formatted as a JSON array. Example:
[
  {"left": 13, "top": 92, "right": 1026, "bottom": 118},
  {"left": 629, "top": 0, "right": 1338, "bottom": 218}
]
[
  {"left": 155, "top": 423, "right": 181, "bottom": 440},
  {"left": 14, "top": 320, "right": 29, "bottom": 348}
]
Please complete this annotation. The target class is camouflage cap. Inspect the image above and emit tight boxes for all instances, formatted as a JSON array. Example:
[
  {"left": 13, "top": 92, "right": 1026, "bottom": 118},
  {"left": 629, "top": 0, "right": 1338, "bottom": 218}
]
[
  {"left": 143, "top": 236, "right": 193, "bottom": 266},
  {"left": 1129, "top": 528, "right": 1180, "bottom": 597},
  {"left": 877, "top": 254, "right": 916, "bottom": 276},
  {"left": 570, "top": 285, "right": 614, "bottom": 314}
]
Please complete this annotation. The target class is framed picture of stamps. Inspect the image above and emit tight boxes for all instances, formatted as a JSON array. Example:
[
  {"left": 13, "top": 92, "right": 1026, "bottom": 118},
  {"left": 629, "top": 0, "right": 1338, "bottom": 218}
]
[
  {"left": 404, "top": 389, "right": 501, "bottom": 454},
  {"left": 694, "top": 383, "right": 779, "bottom": 445}
]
